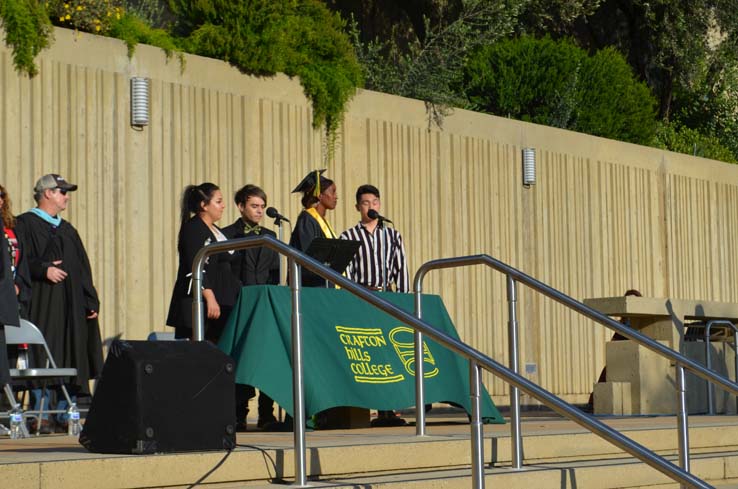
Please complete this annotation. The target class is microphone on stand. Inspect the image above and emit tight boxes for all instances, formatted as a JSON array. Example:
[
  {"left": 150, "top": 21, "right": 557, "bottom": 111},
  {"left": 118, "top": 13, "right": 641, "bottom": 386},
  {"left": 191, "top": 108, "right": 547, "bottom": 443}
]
[
  {"left": 266, "top": 207, "right": 290, "bottom": 224},
  {"left": 367, "top": 209, "right": 393, "bottom": 224}
]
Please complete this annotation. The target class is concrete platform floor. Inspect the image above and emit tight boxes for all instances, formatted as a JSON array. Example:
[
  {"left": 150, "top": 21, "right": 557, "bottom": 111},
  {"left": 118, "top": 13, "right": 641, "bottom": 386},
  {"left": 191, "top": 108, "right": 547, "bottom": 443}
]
[{"left": 3, "top": 411, "right": 738, "bottom": 465}]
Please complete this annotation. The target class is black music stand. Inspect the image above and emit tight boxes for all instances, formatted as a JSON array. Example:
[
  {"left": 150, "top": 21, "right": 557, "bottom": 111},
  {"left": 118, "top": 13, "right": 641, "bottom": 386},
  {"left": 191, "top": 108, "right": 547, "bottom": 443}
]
[{"left": 305, "top": 238, "right": 360, "bottom": 287}]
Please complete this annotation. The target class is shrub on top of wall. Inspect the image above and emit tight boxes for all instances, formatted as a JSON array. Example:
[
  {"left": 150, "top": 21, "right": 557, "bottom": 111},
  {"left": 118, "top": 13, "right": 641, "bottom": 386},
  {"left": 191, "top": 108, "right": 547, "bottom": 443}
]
[
  {"left": 1, "top": 0, "right": 362, "bottom": 152},
  {"left": 0, "top": 0, "right": 53, "bottom": 76},
  {"left": 170, "top": 0, "right": 363, "bottom": 139}
]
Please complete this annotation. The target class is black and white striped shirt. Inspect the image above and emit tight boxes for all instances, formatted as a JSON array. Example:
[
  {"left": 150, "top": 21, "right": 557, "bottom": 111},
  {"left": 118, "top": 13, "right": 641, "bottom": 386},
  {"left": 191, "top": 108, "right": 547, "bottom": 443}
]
[{"left": 340, "top": 222, "right": 409, "bottom": 293}]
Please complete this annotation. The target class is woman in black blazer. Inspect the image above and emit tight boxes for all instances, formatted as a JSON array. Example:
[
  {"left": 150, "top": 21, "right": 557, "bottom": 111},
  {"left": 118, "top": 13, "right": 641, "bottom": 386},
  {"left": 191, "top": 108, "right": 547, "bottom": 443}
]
[{"left": 166, "top": 183, "right": 241, "bottom": 341}]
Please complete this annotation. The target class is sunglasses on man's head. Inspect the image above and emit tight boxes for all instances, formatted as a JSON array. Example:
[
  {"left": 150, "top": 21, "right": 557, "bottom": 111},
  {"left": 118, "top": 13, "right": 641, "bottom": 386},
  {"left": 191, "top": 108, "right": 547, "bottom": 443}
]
[{"left": 56, "top": 188, "right": 68, "bottom": 195}]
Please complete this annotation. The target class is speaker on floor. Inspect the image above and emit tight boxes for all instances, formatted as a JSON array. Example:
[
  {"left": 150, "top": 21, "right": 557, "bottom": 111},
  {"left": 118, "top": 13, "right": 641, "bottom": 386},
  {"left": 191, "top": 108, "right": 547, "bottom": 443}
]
[{"left": 79, "top": 339, "right": 236, "bottom": 454}]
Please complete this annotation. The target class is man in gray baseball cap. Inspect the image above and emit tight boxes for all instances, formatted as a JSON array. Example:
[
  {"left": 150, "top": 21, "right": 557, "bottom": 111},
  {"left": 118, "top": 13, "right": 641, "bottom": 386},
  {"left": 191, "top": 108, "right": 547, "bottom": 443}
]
[
  {"left": 33, "top": 174, "right": 78, "bottom": 195},
  {"left": 15, "top": 172, "right": 102, "bottom": 432}
]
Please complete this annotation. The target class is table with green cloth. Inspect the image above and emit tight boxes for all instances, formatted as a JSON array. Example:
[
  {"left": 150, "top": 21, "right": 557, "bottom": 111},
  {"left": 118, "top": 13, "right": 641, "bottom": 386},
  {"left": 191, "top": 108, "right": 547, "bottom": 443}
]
[{"left": 218, "top": 285, "right": 504, "bottom": 423}]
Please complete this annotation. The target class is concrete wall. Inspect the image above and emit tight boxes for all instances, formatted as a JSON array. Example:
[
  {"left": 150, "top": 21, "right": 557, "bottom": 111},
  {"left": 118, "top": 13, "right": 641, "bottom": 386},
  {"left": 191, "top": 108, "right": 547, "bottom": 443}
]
[{"left": 2, "top": 28, "right": 738, "bottom": 404}]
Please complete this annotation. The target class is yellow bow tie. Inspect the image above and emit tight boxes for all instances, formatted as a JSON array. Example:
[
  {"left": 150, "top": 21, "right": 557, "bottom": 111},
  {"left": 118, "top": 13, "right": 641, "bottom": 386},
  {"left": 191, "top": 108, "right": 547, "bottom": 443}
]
[{"left": 244, "top": 223, "right": 261, "bottom": 235}]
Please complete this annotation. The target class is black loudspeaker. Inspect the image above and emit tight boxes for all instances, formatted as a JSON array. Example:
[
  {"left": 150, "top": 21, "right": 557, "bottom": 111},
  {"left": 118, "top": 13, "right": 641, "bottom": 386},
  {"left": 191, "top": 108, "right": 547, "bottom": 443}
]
[{"left": 79, "top": 339, "right": 236, "bottom": 454}]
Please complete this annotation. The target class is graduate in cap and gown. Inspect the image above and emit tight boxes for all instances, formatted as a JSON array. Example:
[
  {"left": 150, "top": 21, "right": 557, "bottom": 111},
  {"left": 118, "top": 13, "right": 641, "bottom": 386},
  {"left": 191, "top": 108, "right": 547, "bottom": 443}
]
[{"left": 288, "top": 169, "right": 339, "bottom": 287}]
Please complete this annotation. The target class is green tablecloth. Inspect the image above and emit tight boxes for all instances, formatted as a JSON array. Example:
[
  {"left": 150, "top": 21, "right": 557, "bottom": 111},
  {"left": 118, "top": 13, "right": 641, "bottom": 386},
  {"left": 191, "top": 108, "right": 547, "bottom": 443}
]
[{"left": 218, "top": 285, "right": 503, "bottom": 423}]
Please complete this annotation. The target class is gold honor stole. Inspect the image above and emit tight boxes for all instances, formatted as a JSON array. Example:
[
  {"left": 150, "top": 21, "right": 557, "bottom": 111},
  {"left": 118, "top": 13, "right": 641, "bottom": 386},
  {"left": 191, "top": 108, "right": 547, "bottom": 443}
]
[
  {"left": 306, "top": 207, "right": 337, "bottom": 238},
  {"left": 306, "top": 207, "right": 342, "bottom": 287}
]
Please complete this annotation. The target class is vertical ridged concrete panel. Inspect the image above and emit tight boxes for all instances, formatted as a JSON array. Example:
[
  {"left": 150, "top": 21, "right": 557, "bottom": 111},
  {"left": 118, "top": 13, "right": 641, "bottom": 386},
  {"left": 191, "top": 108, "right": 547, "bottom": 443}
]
[{"left": 1, "top": 28, "right": 737, "bottom": 403}]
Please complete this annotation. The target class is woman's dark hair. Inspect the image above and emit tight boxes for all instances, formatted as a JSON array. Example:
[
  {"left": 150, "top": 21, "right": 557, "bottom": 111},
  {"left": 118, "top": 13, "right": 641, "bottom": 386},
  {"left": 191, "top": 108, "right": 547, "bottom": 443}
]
[
  {"left": 180, "top": 182, "right": 220, "bottom": 224},
  {"left": 301, "top": 177, "right": 334, "bottom": 209},
  {"left": 0, "top": 183, "right": 15, "bottom": 229}
]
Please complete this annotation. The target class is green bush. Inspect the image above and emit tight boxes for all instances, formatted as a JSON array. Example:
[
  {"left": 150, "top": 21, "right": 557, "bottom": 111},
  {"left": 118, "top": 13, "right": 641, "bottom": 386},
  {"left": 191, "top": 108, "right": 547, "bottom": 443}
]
[
  {"left": 108, "top": 11, "right": 181, "bottom": 61},
  {"left": 463, "top": 36, "right": 658, "bottom": 145},
  {"left": 0, "top": 0, "right": 53, "bottom": 76},
  {"left": 654, "top": 122, "right": 737, "bottom": 164},
  {"left": 170, "top": 0, "right": 363, "bottom": 138},
  {"left": 576, "top": 47, "right": 657, "bottom": 145},
  {"left": 464, "top": 36, "right": 584, "bottom": 126}
]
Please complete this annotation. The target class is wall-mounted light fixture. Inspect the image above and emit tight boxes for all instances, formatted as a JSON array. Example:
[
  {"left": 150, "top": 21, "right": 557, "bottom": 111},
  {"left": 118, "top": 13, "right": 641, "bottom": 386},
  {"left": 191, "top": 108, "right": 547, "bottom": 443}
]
[
  {"left": 522, "top": 147, "right": 536, "bottom": 187},
  {"left": 130, "top": 77, "right": 150, "bottom": 127}
]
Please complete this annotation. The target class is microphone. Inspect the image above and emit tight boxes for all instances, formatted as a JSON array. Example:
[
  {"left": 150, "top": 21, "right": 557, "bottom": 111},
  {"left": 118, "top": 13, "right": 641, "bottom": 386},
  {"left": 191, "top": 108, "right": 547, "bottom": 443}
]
[
  {"left": 266, "top": 207, "right": 290, "bottom": 223},
  {"left": 367, "top": 209, "right": 393, "bottom": 224}
]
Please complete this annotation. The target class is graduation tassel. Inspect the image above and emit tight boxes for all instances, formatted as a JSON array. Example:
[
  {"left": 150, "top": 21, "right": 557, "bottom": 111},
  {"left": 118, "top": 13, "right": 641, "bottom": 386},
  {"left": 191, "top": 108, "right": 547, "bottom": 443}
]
[{"left": 313, "top": 169, "right": 321, "bottom": 198}]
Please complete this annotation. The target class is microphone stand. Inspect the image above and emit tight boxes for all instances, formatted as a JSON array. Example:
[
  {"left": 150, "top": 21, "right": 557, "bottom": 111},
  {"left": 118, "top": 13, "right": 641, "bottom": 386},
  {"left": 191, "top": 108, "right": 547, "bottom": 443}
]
[
  {"left": 379, "top": 218, "right": 388, "bottom": 292},
  {"left": 274, "top": 216, "right": 285, "bottom": 285}
]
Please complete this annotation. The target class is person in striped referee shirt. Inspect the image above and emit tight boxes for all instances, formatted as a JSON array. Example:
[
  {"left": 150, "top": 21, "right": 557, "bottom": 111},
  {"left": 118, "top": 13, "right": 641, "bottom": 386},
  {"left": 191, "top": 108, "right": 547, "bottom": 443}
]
[
  {"left": 339, "top": 184, "right": 409, "bottom": 294},
  {"left": 340, "top": 184, "right": 409, "bottom": 427}
]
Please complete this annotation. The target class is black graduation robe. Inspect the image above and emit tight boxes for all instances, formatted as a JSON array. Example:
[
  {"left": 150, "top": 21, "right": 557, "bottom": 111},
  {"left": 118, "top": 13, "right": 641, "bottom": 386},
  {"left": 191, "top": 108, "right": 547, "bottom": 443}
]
[
  {"left": 222, "top": 218, "right": 279, "bottom": 286},
  {"left": 14, "top": 212, "right": 103, "bottom": 394},
  {"left": 166, "top": 216, "right": 242, "bottom": 336},
  {"left": 289, "top": 209, "right": 335, "bottom": 287},
  {"left": 0, "top": 219, "right": 21, "bottom": 385}
]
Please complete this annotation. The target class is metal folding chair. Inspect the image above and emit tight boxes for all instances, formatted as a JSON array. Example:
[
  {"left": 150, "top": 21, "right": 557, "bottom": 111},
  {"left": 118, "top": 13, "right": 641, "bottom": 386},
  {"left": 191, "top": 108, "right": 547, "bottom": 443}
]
[{"left": 2, "top": 319, "right": 78, "bottom": 436}]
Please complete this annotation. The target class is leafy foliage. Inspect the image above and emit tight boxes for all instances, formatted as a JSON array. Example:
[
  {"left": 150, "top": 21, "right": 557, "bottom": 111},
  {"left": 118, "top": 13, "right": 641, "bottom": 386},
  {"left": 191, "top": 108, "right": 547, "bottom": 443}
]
[
  {"left": 122, "top": 0, "right": 171, "bottom": 28},
  {"left": 170, "top": 0, "right": 363, "bottom": 138},
  {"left": 351, "top": 0, "right": 527, "bottom": 128},
  {"left": 0, "top": 0, "right": 53, "bottom": 76},
  {"left": 654, "top": 122, "right": 737, "bottom": 163},
  {"left": 107, "top": 11, "right": 181, "bottom": 60},
  {"left": 517, "top": 0, "right": 601, "bottom": 35},
  {"left": 0, "top": 0, "right": 361, "bottom": 148},
  {"left": 47, "top": 0, "right": 123, "bottom": 33},
  {"left": 463, "top": 36, "right": 657, "bottom": 145}
]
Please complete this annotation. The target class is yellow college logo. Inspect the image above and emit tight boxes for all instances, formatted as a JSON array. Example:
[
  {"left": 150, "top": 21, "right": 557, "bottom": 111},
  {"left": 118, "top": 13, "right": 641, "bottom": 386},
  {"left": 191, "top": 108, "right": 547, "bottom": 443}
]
[
  {"left": 388, "top": 327, "right": 439, "bottom": 378},
  {"left": 335, "top": 326, "right": 405, "bottom": 384}
]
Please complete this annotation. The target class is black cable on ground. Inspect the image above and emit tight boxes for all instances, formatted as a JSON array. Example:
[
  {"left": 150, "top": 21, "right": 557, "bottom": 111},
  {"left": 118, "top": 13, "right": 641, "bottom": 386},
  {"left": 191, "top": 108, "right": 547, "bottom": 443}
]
[{"left": 184, "top": 449, "right": 233, "bottom": 489}]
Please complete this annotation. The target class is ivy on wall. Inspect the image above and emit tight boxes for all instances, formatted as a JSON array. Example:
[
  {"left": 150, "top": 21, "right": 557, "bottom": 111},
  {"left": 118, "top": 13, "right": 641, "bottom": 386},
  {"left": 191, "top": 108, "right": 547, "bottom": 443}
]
[
  {"left": 0, "top": 0, "right": 363, "bottom": 151},
  {"left": 0, "top": 0, "right": 53, "bottom": 76}
]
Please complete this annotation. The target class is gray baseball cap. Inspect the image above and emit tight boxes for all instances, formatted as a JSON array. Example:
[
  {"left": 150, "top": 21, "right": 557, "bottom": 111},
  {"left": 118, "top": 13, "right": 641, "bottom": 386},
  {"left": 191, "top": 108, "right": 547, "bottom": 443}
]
[{"left": 33, "top": 174, "right": 78, "bottom": 193}]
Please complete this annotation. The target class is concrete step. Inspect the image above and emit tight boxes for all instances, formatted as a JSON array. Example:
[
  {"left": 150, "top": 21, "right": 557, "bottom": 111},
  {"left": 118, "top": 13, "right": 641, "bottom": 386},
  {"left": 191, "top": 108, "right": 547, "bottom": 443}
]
[
  {"left": 3, "top": 414, "right": 738, "bottom": 489},
  {"left": 245, "top": 452, "right": 738, "bottom": 489}
]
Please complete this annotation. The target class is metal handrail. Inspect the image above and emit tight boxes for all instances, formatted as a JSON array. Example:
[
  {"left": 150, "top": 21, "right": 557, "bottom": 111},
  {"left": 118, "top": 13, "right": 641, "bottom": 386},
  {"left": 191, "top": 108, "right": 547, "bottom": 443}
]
[
  {"left": 192, "top": 238, "right": 711, "bottom": 489},
  {"left": 704, "top": 320, "right": 738, "bottom": 414},
  {"left": 414, "top": 255, "right": 738, "bottom": 485},
  {"left": 414, "top": 263, "right": 523, "bottom": 469}
]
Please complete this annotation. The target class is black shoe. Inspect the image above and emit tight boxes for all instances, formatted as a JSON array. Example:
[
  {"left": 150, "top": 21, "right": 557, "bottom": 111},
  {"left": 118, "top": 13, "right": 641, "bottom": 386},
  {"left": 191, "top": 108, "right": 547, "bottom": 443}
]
[
  {"left": 371, "top": 413, "right": 407, "bottom": 428},
  {"left": 259, "top": 420, "right": 293, "bottom": 432}
]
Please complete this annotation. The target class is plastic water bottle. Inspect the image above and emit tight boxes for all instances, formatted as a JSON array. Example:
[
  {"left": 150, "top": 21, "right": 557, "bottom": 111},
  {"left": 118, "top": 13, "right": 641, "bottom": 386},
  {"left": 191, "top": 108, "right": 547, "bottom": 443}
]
[
  {"left": 16, "top": 343, "right": 28, "bottom": 369},
  {"left": 9, "top": 409, "right": 23, "bottom": 439},
  {"left": 67, "top": 405, "right": 81, "bottom": 437}
]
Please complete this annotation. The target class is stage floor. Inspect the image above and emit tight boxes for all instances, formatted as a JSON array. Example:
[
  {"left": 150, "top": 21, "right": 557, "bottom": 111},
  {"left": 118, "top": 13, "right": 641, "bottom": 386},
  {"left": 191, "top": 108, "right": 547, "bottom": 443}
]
[{"left": 3, "top": 411, "right": 738, "bottom": 489}]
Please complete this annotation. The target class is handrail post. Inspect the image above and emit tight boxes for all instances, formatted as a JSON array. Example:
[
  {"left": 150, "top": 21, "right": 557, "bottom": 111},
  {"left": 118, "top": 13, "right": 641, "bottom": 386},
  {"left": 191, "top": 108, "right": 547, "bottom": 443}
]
[
  {"left": 676, "top": 362, "right": 690, "bottom": 482},
  {"left": 704, "top": 320, "right": 738, "bottom": 415},
  {"left": 192, "top": 260, "right": 205, "bottom": 342},
  {"left": 507, "top": 276, "right": 523, "bottom": 469},
  {"left": 705, "top": 322, "right": 715, "bottom": 415},
  {"left": 414, "top": 287, "right": 426, "bottom": 436},
  {"left": 290, "top": 259, "right": 308, "bottom": 487},
  {"left": 470, "top": 360, "right": 485, "bottom": 489}
]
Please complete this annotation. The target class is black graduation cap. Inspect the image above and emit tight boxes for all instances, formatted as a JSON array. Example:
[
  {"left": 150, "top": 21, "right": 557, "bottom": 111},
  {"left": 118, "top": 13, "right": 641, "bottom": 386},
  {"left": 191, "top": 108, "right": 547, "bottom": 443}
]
[{"left": 292, "top": 169, "right": 328, "bottom": 197}]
